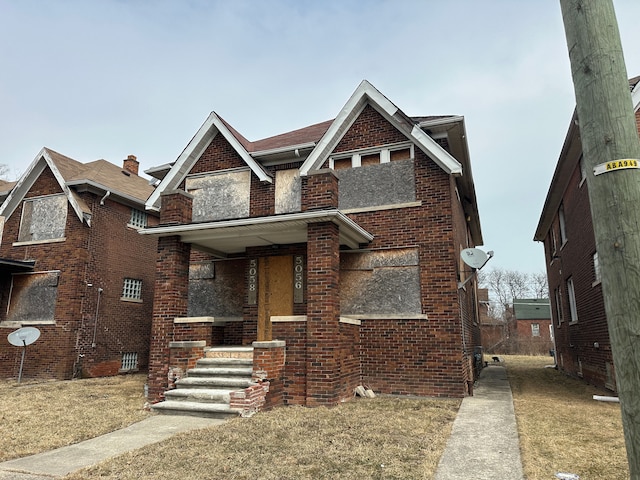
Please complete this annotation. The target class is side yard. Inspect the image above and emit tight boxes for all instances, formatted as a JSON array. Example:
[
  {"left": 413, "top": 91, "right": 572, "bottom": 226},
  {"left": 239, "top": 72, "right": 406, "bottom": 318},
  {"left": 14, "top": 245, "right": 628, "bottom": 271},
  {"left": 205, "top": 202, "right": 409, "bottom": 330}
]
[{"left": 507, "top": 355, "right": 628, "bottom": 479}]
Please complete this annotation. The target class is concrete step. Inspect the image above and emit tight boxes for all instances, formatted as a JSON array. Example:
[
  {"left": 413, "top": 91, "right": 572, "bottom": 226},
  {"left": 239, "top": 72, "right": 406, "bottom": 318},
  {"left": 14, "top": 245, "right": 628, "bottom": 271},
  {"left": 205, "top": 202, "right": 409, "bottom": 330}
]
[
  {"left": 196, "top": 357, "right": 253, "bottom": 368},
  {"left": 164, "top": 388, "right": 234, "bottom": 404},
  {"left": 176, "top": 375, "right": 256, "bottom": 390},
  {"left": 188, "top": 366, "right": 253, "bottom": 377},
  {"left": 205, "top": 346, "right": 253, "bottom": 359},
  {"left": 151, "top": 400, "right": 242, "bottom": 419}
]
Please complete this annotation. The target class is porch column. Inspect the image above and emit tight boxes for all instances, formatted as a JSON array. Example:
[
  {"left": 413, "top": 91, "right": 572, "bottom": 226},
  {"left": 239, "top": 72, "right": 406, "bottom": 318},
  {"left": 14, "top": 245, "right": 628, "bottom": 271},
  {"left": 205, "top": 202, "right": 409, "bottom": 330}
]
[
  {"left": 147, "top": 190, "right": 193, "bottom": 402},
  {"left": 306, "top": 221, "right": 341, "bottom": 406}
]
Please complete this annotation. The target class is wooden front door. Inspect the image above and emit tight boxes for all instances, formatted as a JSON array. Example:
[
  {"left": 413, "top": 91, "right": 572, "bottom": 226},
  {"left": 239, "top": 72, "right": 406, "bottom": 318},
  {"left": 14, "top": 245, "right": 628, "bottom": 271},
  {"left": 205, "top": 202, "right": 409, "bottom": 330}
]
[{"left": 257, "top": 255, "right": 293, "bottom": 341}]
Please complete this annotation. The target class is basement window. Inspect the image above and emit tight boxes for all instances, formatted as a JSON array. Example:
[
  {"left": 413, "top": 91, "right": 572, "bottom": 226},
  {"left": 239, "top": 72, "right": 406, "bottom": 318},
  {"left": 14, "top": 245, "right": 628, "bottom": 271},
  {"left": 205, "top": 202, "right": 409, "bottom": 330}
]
[
  {"left": 18, "top": 194, "right": 67, "bottom": 243},
  {"left": 121, "top": 278, "right": 142, "bottom": 302},
  {"left": 121, "top": 352, "right": 138, "bottom": 372}
]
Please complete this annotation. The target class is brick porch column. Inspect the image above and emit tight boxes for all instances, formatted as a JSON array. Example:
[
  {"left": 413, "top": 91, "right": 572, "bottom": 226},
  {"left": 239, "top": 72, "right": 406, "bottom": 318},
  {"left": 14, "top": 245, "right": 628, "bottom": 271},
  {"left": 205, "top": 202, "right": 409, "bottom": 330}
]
[
  {"left": 147, "top": 190, "right": 193, "bottom": 402},
  {"left": 306, "top": 221, "right": 341, "bottom": 406},
  {"left": 302, "top": 169, "right": 341, "bottom": 406}
]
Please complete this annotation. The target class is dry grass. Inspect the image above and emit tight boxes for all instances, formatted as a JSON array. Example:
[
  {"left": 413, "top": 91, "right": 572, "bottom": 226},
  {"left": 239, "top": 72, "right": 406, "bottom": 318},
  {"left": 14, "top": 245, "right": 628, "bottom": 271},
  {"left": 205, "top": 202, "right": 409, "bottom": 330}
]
[
  {"left": 66, "top": 397, "right": 460, "bottom": 480},
  {"left": 0, "top": 373, "right": 149, "bottom": 462},
  {"left": 504, "top": 355, "right": 628, "bottom": 480}
]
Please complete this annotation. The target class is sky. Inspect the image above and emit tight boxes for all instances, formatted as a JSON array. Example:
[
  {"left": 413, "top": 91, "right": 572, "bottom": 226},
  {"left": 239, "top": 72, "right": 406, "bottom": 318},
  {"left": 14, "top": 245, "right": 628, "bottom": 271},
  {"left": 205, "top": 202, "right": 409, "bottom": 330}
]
[{"left": 1, "top": 0, "right": 639, "bottom": 276}]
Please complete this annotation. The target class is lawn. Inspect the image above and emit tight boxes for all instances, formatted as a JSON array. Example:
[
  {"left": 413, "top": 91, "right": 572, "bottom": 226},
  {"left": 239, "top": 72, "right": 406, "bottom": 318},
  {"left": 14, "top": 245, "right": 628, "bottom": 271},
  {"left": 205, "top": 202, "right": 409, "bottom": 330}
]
[
  {"left": 1, "top": 357, "right": 629, "bottom": 479},
  {"left": 506, "top": 355, "right": 628, "bottom": 480}
]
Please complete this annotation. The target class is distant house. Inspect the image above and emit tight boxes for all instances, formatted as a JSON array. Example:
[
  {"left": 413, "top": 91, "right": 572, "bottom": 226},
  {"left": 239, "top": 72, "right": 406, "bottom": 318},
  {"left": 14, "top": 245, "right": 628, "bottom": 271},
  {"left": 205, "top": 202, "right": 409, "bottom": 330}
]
[
  {"left": 140, "top": 80, "right": 485, "bottom": 412},
  {"left": 478, "top": 288, "right": 512, "bottom": 354},
  {"left": 534, "top": 75, "right": 640, "bottom": 392},
  {"left": 0, "top": 149, "right": 158, "bottom": 380},
  {"left": 512, "top": 298, "right": 553, "bottom": 355}
]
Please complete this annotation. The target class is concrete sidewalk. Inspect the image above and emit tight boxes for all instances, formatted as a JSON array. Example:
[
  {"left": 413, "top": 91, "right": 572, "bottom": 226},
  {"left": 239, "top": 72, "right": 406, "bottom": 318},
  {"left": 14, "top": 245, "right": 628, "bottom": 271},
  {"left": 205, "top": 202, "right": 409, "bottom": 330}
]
[
  {"left": 0, "top": 415, "right": 223, "bottom": 479},
  {"left": 435, "top": 364, "right": 524, "bottom": 480}
]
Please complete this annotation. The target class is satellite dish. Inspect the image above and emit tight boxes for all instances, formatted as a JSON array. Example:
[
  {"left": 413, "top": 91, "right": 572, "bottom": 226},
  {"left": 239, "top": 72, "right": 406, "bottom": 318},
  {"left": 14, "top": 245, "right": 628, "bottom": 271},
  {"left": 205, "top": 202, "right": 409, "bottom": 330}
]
[
  {"left": 7, "top": 327, "right": 41, "bottom": 383},
  {"left": 8, "top": 327, "right": 41, "bottom": 347},
  {"left": 461, "top": 248, "right": 490, "bottom": 269}
]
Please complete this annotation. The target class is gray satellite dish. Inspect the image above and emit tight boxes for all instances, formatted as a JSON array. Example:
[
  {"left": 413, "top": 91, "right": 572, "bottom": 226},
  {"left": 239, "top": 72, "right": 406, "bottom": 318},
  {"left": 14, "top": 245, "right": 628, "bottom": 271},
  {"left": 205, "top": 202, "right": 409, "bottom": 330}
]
[
  {"left": 461, "top": 248, "right": 490, "bottom": 269},
  {"left": 7, "top": 327, "right": 41, "bottom": 383},
  {"left": 8, "top": 326, "right": 40, "bottom": 347}
]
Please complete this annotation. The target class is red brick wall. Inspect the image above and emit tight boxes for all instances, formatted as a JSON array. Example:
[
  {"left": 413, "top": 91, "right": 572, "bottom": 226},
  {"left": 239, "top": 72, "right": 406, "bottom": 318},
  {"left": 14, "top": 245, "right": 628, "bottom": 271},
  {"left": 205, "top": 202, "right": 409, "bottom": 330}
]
[
  {"left": 0, "top": 166, "right": 158, "bottom": 380},
  {"left": 301, "top": 170, "right": 339, "bottom": 211},
  {"left": 544, "top": 155, "right": 612, "bottom": 390}
]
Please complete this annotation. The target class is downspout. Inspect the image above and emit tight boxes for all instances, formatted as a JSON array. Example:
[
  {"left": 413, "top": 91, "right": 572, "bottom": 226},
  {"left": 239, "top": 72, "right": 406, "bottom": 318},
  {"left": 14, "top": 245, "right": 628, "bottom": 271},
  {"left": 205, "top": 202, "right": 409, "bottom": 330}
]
[
  {"left": 91, "top": 288, "right": 103, "bottom": 348},
  {"left": 100, "top": 191, "right": 111, "bottom": 205}
]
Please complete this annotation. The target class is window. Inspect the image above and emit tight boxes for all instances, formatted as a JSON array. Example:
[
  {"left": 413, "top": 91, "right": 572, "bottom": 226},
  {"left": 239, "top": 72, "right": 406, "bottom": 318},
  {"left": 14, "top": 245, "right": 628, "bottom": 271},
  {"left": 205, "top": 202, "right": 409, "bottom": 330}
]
[
  {"left": 121, "top": 352, "right": 138, "bottom": 372},
  {"left": 579, "top": 155, "right": 587, "bottom": 186},
  {"left": 593, "top": 252, "right": 601, "bottom": 285},
  {"left": 567, "top": 277, "right": 578, "bottom": 323},
  {"left": 18, "top": 194, "right": 67, "bottom": 243},
  {"left": 554, "top": 287, "right": 563, "bottom": 326},
  {"left": 129, "top": 208, "right": 147, "bottom": 228},
  {"left": 122, "top": 278, "right": 142, "bottom": 301},
  {"left": 5, "top": 271, "right": 60, "bottom": 324},
  {"left": 559, "top": 205, "right": 567, "bottom": 245},
  {"left": 531, "top": 323, "right": 540, "bottom": 337},
  {"left": 329, "top": 143, "right": 414, "bottom": 170}
]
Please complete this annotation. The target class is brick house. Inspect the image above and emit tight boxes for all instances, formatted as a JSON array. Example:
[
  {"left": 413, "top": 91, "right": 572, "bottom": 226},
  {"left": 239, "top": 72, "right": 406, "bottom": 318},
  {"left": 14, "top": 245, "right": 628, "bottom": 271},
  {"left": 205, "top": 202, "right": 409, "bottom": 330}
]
[
  {"left": 534, "top": 76, "right": 640, "bottom": 392},
  {"left": 512, "top": 298, "right": 553, "bottom": 355},
  {"left": 141, "top": 80, "right": 484, "bottom": 410},
  {"left": 0, "top": 149, "right": 158, "bottom": 380}
]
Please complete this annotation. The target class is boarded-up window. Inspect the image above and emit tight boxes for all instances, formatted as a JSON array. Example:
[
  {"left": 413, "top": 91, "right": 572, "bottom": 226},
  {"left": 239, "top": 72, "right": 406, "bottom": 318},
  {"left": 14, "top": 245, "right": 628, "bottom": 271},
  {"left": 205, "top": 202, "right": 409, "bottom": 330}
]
[
  {"left": 275, "top": 169, "right": 301, "bottom": 214},
  {"left": 186, "top": 170, "right": 251, "bottom": 222},
  {"left": 188, "top": 259, "right": 244, "bottom": 317},
  {"left": 336, "top": 159, "right": 416, "bottom": 210},
  {"left": 6, "top": 271, "right": 60, "bottom": 324},
  {"left": 340, "top": 249, "right": 421, "bottom": 315},
  {"left": 18, "top": 194, "right": 67, "bottom": 242}
]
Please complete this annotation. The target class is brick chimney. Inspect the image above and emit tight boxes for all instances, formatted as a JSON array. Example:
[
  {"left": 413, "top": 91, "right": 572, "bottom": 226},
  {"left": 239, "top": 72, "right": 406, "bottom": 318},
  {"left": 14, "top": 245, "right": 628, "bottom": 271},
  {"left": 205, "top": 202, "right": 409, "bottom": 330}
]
[{"left": 123, "top": 155, "right": 139, "bottom": 176}]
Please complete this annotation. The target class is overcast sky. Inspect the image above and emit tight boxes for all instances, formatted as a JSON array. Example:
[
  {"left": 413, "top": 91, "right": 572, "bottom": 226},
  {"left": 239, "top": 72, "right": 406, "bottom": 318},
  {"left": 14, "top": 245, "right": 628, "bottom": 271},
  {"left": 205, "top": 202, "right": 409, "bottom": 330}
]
[{"left": 1, "top": 0, "right": 639, "bottom": 276}]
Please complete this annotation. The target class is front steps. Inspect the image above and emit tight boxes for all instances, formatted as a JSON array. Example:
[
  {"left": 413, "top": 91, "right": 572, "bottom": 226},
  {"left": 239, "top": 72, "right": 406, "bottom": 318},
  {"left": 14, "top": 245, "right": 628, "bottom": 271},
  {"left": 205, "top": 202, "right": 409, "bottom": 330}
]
[{"left": 152, "top": 346, "right": 255, "bottom": 419}]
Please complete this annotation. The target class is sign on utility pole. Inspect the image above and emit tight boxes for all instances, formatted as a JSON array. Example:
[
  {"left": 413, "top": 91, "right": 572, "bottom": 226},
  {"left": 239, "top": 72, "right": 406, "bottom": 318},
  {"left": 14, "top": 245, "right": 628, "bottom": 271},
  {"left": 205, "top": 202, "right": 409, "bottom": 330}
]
[{"left": 560, "top": 0, "right": 640, "bottom": 476}]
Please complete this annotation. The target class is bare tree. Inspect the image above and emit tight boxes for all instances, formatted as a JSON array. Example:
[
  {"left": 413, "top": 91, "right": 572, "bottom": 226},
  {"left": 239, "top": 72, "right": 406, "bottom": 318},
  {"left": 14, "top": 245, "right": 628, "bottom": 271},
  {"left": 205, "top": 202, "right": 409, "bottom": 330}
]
[
  {"left": 0, "top": 164, "right": 8, "bottom": 180},
  {"left": 479, "top": 267, "right": 549, "bottom": 319}
]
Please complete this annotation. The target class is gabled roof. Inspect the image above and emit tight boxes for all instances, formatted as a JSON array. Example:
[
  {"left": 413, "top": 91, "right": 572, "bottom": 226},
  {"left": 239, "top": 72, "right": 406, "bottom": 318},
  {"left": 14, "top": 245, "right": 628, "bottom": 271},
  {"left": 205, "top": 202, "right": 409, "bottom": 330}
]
[
  {"left": 146, "top": 112, "right": 273, "bottom": 211},
  {"left": 0, "top": 148, "right": 154, "bottom": 226},
  {"left": 535, "top": 76, "right": 640, "bottom": 241},
  {"left": 513, "top": 298, "right": 551, "bottom": 320},
  {"left": 299, "top": 80, "right": 462, "bottom": 176}
]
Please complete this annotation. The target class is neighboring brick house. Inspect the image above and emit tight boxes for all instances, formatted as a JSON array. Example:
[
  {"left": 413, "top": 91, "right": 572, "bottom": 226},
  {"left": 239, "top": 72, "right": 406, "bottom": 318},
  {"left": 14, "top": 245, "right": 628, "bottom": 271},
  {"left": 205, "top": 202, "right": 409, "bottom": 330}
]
[
  {"left": 512, "top": 298, "right": 553, "bottom": 355},
  {"left": 534, "top": 76, "right": 640, "bottom": 392},
  {"left": 0, "top": 149, "right": 158, "bottom": 380},
  {"left": 141, "top": 80, "right": 484, "bottom": 408},
  {"left": 478, "top": 288, "right": 511, "bottom": 354}
]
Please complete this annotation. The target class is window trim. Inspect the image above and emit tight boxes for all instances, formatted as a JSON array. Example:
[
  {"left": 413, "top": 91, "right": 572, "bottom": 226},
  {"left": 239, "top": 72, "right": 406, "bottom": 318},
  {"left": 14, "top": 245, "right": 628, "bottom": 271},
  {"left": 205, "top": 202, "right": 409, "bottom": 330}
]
[
  {"left": 531, "top": 323, "right": 541, "bottom": 337},
  {"left": 554, "top": 286, "right": 564, "bottom": 326},
  {"left": 559, "top": 204, "right": 568, "bottom": 246},
  {"left": 329, "top": 142, "right": 414, "bottom": 170},
  {"left": 567, "top": 277, "right": 578, "bottom": 324},
  {"left": 592, "top": 251, "right": 601, "bottom": 286}
]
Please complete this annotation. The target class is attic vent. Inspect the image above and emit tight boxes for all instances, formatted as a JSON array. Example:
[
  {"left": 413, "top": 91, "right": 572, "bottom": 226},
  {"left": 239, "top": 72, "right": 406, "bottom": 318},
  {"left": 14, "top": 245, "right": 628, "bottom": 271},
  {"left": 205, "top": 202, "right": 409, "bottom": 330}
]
[{"left": 121, "top": 170, "right": 131, "bottom": 177}]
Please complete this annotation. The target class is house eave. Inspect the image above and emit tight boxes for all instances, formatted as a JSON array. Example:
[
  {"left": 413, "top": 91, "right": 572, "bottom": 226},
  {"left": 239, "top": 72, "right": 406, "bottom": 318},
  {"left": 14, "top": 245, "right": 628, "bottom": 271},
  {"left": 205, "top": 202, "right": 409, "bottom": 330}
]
[{"left": 139, "top": 209, "right": 373, "bottom": 256}]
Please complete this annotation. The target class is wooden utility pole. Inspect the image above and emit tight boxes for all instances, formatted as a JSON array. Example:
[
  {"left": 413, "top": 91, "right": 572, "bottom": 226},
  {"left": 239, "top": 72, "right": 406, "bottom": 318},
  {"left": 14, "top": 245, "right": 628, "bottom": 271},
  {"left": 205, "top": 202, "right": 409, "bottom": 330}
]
[{"left": 560, "top": 0, "right": 640, "bottom": 476}]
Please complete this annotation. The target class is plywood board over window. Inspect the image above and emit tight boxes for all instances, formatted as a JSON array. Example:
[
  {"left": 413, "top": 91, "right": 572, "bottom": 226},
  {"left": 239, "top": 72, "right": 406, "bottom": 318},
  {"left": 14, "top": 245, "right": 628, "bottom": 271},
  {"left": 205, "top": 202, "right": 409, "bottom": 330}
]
[
  {"left": 19, "top": 194, "right": 67, "bottom": 242},
  {"left": 6, "top": 271, "right": 60, "bottom": 324},
  {"left": 186, "top": 169, "right": 251, "bottom": 222},
  {"left": 340, "top": 249, "right": 421, "bottom": 316}
]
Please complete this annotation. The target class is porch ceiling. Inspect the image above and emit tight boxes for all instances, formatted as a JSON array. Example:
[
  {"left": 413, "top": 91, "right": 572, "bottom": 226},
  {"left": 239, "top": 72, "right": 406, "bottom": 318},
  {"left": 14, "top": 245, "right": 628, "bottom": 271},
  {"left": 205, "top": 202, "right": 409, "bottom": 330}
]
[{"left": 140, "top": 209, "right": 373, "bottom": 257}]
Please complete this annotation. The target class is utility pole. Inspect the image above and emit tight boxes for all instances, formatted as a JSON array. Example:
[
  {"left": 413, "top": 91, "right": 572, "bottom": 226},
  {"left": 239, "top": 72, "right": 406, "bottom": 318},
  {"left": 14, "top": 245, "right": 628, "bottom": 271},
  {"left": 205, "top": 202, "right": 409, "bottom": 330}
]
[{"left": 560, "top": 0, "right": 640, "bottom": 476}]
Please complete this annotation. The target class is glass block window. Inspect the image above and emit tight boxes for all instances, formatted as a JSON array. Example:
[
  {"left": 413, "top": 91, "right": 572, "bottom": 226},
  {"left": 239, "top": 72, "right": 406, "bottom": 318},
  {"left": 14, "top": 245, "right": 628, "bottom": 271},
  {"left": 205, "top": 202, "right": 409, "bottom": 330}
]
[
  {"left": 130, "top": 208, "right": 147, "bottom": 228},
  {"left": 121, "top": 352, "right": 138, "bottom": 371},
  {"left": 122, "top": 278, "right": 142, "bottom": 300}
]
